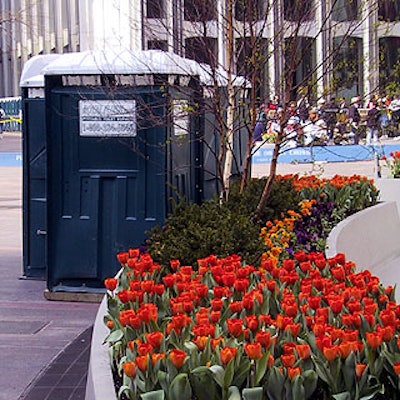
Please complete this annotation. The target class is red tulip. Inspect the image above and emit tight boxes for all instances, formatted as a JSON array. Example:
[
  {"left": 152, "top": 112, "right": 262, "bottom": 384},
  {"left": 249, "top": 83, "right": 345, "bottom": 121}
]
[
  {"left": 281, "top": 353, "right": 296, "bottom": 367},
  {"left": 366, "top": 331, "right": 383, "bottom": 349},
  {"left": 323, "top": 345, "right": 339, "bottom": 362},
  {"left": 104, "top": 277, "right": 118, "bottom": 291},
  {"left": 145, "top": 331, "right": 164, "bottom": 348},
  {"left": 355, "top": 363, "right": 367, "bottom": 378},
  {"left": 255, "top": 331, "right": 271, "bottom": 348},
  {"left": 287, "top": 367, "right": 301, "bottom": 380}
]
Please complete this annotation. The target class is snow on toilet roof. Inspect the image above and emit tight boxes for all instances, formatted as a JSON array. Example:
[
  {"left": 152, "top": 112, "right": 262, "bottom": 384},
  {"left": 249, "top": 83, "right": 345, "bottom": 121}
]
[
  {"left": 43, "top": 50, "right": 202, "bottom": 76},
  {"left": 20, "top": 54, "right": 62, "bottom": 88},
  {"left": 20, "top": 50, "right": 249, "bottom": 88}
]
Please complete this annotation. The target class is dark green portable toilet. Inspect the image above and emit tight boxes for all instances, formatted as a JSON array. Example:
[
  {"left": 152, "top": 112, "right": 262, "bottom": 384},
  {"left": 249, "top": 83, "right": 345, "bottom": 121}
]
[
  {"left": 42, "top": 50, "right": 205, "bottom": 295},
  {"left": 20, "top": 54, "right": 62, "bottom": 279}
]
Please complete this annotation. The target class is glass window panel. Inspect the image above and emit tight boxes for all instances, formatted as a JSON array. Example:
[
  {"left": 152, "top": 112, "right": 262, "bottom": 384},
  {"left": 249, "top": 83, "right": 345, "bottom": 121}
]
[
  {"left": 284, "top": 0, "right": 313, "bottom": 22},
  {"left": 148, "top": 40, "right": 168, "bottom": 51},
  {"left": 379, "top": 0, "right": 400, "bottom": 22},
  {"left": 184, "top": 0, "right": 216, "bottom": 22},
  {"left": 185, "top": 37, "right": 217, "bottom": 67},
  {"left": 235, "top": 0, "right": 265, "bottom": 22},
  {"left": 379, "top": 37, "right": 400, "bottom": 93},
  {"left": 332, "top": 36, "right": 362, "bottom": 97},
  {"left": 332, "top": 0, "right": 359, "bottom": 21},
  {"left": 147, "top": 0, "right": 165, "bottom": 19},
  {"left": 284, "top": 37, "right": 314, "bottom": 99}
]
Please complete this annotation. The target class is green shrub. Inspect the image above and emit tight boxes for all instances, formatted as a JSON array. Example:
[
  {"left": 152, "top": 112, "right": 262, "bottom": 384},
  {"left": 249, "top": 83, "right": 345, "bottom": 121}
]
[{"left": 145, "top": 177, "right": 302, "bottom": 268}]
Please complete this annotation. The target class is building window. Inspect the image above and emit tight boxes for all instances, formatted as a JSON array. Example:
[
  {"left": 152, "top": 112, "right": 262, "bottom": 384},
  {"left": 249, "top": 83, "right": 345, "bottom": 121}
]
[
  {"left": 379, "top": 37, "right": 400, "bottom": 93},
  {"left": 235, "top": 0, "right": 265, "bottom": 22},
  {"left": 379, "top": 0, "right": 400, "bottom": 22},
  {"left": 185, "top": 37, "right": 217, "bottom": 67},
  {"left": 148, "top": 40, "right": 168, "bottom": 51},
  {"left": 284, "top": 37, "right": 314, "bottom": 100},
  {"left": 236, "top": 37, "right": 268, "bottom": 99},
  {"left": 332, "top": 0, "right": 359, "bottom": 21},
  {"left": 147, "top": 0, "right": 165, "bottom": 19},
  {"left": 283, "top": 0, "right": 313, "bottom": 22},
  {"left": 184, "top": 0, "right": 216, "bottom": 22},
  {"left": 332, "top": 37, "right": 362, "bottom": 97}
]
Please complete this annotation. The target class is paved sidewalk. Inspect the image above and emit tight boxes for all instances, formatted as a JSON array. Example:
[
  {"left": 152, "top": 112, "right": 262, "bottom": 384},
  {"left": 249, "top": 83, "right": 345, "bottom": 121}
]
[{"left": 0, "top": 154, "right": 99, "bottom": 399}]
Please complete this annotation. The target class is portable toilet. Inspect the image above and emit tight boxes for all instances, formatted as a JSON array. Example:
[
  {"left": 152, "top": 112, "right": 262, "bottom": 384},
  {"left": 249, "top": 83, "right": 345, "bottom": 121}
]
[
  {"left": 20, "top": 54, "right": 62, "bottom": 279},
  {"left": 42, "top": 50, "right": 206, "bottom": 296}
]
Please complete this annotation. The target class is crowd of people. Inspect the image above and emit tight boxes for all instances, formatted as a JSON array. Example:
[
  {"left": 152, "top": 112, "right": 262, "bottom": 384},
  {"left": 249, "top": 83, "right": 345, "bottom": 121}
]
[{"left": 253, "top": 94, "right": 400, "bottom": 147}]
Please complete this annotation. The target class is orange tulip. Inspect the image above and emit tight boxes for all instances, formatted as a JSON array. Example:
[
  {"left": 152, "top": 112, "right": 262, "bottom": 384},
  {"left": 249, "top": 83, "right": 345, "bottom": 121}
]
[
  {"left": 169, "top": 349, "right": 187, "bottom": 369},
  {"left": 296, "top": 344, "right": 311, "bottom": 360},
  {"left": 355, "top": 363, "right": 367, "bottom": 379},
  {"left": 244, "top": 342, "right": 263, "bottom": 360},
  {"left": 220, "top": 346, "right": 237, "bottom": 365},
  {"left": 145, "top": 331, "right": 164, "bottom": 348},
  {"left": 123, "top": 361, "right": 136, "bottom": 378},
  {"left": 135, "top": 355, "right": 149, "bottom": 372},
  {"left": 287, "top": 367, "right": 301, "bottom": 380},
  {"left": 151, "top": 353, "right": 165, "bottom": 365}
]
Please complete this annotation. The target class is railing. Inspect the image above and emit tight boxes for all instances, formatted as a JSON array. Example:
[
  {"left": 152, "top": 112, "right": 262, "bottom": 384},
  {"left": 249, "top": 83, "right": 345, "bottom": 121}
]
[{"left": 0, "top": 96, "right": 22, "bottom": 132}]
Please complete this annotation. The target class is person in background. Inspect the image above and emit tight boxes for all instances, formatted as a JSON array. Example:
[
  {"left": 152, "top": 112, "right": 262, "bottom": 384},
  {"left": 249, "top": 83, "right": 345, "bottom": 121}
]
[
  {"left": 347, "top": 97, "right": 361, "bottom": 144},
  {"left": 366, "top": 100, "right": 380, "bottom": 145},
  {"left": 297, "top": 95, "right": 310, "bottom": 123},
  {"left": 253, "top": 103, "right": 267, "bottom": 142},
  {"left": 0, "top": 106, "right": 5, "bottom": 139}
]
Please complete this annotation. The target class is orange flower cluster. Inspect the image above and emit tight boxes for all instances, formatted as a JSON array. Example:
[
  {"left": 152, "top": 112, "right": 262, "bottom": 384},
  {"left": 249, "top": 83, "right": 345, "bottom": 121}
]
[
  {"left": 260, "top": 199, "right": 315, "bottom": 264},
  {"left": 286, "top": 173, "right": 373, "bottom": 191}
]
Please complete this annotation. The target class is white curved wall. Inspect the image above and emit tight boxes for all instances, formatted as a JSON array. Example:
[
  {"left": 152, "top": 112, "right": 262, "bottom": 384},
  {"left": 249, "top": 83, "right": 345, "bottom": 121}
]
[{"left": 326, "top": 201, "right": 400, "bottom": 302}]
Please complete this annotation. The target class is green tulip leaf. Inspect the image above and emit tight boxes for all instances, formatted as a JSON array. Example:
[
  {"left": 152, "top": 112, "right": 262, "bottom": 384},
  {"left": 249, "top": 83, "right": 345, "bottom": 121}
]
[
  {"left": 232, "top": 359, "right": 251, "bottom": 388},
  {"left": 189, "top": 367, "right": 220, "bottom": 400},
  {"left": 343, "top": 352, "right": 355, "bottom": 392},
  {"left": 103, "top": 328, "right": 124, "bottom": 344},
  {"left": 118, "top": 384, "right": 133, "bottom": 400},
  {"left": 106, "top": 296, "right": 120, "bottom": 318},
  {"left": 169, "top": 373, "right": 192, "bottom": 400},
  {"left": 242, "top": 386, "right": 264, "bottom": 400},
  {"left": 312, "top": 355, "right": 334, "bottom": 387},
  {"left": 140, "top": 389, "right": 165, "bottom": 400},
  {"left": 331, "top": 392, "right": 351, "bottom": 400},
  {"left": 291, "top": 375, "right": 305, "bottom": 400},
  {"left": 210, "top": 365, "right": 225, "bottom": 388},
  {"left": 136, "top": 376, "right": 147, "bottom": 393},
  {"left": 302, "top": 370, "right": 318, "bottom": 398},
  {"left": 255, "top": 352, "right": 269, "bottom": 385},
  {"left": 157, "top": 370, "right": 170, "bottom": 394},
  {"left": 227, "top": 386, "right": 241, "bottom": 400},
  {"left": 224, "top": 358, "right": 235, "bottom": 388},
  {"left": 265, "top": 366, "right": 285, "bottom": 400}
]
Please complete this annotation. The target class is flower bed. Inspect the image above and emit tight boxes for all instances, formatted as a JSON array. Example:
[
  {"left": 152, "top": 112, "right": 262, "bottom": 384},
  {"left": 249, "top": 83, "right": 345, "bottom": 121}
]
[
  {"left": 102, "top": 249, "right": 400, "bottom": 400},
  {"left": 95, "top": 174, "right": 392, "bottom": 400}
]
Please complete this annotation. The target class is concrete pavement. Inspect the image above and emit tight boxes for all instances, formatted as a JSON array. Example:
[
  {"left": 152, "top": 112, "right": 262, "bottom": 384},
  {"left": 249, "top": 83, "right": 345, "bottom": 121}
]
[{"left": 0, "top": 132, "right": 99, "bottom": 399}]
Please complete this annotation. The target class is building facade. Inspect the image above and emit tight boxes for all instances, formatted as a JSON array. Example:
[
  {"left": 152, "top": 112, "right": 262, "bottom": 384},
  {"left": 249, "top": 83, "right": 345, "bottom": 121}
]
[{"left": 1, "top": 0, "right": 400, "bottom": 102}]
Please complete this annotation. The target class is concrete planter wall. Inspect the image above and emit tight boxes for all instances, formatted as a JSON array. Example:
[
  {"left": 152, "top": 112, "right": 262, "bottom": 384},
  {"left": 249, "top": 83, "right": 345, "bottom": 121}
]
[
  {"left": 326, "top": 200, "right": 400, "bottom": 303},
  {"left": 85, "top": 295, "right": 117, "bottom": 400}
]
